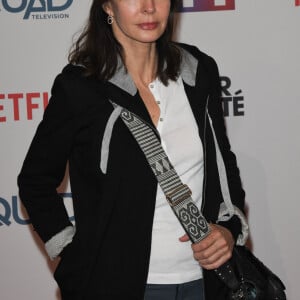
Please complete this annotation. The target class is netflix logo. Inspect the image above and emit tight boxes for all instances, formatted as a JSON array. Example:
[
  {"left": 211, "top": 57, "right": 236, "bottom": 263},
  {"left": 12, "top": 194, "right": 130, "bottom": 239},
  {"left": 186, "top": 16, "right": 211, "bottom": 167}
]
[{"left": 0, "top": 89, "right": 49, "bottom": 123}]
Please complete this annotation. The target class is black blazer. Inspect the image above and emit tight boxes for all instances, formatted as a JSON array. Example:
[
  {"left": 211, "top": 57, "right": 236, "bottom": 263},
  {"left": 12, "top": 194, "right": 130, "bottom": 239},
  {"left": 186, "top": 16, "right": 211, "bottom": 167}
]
[{"left": 18, "top": 43, "right": 245, "bottom": 300}]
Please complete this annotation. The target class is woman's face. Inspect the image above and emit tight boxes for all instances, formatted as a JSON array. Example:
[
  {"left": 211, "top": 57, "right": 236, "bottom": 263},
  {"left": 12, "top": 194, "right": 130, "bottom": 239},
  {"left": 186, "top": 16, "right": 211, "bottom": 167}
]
[{"left": 103, "top": 0, "right": 171, "bottom": 46}]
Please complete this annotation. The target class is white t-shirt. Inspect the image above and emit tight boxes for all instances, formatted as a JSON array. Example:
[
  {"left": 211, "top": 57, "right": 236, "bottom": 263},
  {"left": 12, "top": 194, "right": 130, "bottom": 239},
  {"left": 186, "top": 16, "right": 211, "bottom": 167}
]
[{"left": 146, "top": 76, "right": 204, "bottom": 284}]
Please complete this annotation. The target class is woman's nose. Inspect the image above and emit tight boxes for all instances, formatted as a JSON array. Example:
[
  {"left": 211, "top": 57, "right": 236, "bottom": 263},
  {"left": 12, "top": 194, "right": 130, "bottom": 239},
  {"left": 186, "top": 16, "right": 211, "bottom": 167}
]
[{"left": 142, "top": 0, "right": 156, "bottom": 14}]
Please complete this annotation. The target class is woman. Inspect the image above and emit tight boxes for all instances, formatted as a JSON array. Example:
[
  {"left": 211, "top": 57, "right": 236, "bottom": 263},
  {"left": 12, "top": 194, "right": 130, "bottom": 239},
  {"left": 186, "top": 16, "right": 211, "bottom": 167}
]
[{"left": 18, "top": 0, "right": 248, "bottom": 299}]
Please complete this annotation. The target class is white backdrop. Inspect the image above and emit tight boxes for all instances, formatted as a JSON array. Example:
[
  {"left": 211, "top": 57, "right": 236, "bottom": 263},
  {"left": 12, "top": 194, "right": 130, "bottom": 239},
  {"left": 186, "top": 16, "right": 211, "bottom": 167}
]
[{"left": 0, "top": 1, "right": 299, "bottom": 299}]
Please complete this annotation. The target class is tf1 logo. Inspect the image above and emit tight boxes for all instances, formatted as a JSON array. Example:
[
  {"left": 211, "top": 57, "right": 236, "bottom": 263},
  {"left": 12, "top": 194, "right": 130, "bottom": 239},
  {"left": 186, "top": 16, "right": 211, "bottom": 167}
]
[
  {"left": 178, "top": 0, "right": 235, "bottom": 12},
  {"left": 1, "top": 0, "right": 73, "bottom": 19}
]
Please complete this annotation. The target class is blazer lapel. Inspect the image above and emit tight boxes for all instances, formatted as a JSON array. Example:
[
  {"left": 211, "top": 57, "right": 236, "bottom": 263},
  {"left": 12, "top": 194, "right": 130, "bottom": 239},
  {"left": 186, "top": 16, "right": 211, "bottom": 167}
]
[{"left": 105, "top": 82, "right": 154, "bottom": 126}]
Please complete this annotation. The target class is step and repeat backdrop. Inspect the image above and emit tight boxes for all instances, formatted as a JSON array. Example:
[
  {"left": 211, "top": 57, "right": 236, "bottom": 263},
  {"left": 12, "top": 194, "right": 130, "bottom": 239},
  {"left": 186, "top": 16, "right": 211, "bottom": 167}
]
[{"left": 0, "top": 1, "right": 299, "bottom": 299}]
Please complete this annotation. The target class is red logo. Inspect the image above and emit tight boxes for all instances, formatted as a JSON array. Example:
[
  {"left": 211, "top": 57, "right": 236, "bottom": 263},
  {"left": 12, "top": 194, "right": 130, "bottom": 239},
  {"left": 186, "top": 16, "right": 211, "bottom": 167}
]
[
  {"left": 0, "top": 91, "right": 49, "bottom": 123},
  {"left": 178, "top": 0, "right": 235, "bottom": 12},
  {"left": 296, "top": 0, "right": 300, "bottom": 6}
]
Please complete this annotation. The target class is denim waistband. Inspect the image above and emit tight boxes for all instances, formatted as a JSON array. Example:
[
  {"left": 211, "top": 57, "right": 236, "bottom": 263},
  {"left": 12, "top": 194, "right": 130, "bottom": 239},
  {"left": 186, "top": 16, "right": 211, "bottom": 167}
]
[{"left": 144, "top": 279, "right": 205, "bottom": 300}]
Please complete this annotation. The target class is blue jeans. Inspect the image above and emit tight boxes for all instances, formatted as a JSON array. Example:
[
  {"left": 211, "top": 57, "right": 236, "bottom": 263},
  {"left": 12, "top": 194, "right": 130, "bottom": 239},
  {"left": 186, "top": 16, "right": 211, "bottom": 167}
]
[{"left": 144, "top": 279, "right": 205, "bottom": 300}]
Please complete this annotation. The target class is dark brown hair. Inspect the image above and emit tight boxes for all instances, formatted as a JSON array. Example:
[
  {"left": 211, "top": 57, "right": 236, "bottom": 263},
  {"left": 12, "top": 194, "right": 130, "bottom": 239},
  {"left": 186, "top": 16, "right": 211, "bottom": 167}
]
[{"left": 68, "top": 0, "right": 181, "bottom": 85}]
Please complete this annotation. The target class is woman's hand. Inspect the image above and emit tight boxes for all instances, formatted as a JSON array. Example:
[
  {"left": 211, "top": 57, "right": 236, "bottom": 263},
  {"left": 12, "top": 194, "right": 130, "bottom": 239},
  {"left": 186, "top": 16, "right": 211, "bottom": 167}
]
[{"left": 179, "top": 224, "right": 234, "bottom": 270}]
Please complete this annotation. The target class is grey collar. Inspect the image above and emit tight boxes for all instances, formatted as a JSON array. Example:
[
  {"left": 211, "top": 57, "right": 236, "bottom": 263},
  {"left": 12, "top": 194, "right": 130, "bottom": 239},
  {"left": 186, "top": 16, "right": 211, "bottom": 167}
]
[{"left": 108, "top": 48, "right": 198, "bottom": 96}]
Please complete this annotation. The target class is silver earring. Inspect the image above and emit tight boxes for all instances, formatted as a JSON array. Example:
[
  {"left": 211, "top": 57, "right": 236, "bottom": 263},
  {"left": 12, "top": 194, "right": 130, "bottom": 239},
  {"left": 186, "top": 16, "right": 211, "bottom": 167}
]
[{"left": 107, "top": 15, "right": 113, "bottom": 25}]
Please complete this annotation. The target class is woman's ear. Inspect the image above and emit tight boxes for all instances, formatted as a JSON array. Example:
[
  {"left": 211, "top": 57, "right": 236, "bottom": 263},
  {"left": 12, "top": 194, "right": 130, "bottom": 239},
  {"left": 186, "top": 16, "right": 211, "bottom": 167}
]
[{"left": 102, "top": 1, "right": 112, "bottom": 16}]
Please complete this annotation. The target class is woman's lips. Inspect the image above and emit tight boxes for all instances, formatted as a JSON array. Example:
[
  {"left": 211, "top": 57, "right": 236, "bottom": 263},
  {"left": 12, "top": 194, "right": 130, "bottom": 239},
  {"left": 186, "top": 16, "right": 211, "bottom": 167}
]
[{"left": 138, "top": 22, "right": 159, "bottom": 30}]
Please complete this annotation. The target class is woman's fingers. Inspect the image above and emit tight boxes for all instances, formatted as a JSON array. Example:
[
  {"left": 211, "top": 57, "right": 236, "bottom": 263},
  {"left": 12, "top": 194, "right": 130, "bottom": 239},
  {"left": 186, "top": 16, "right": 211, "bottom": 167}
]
[
  {"left": 191, "top": 224, "right": 234, "bottom": 269},
  {"left": 179, "top": 233, "right": 190, "bottom": 242},
  {"left": 197, "top": 246, "right": 232, "bottom": 269}
]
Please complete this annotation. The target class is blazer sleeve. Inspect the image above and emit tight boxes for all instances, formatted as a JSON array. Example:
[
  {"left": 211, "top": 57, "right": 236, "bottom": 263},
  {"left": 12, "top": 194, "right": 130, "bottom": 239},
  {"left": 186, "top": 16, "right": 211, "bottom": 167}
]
[
  {"left": 206, "top": 55, "right": 246, "bottom": 241},
  {"left": 18, "top": 73, "right": 80, "bottom": 245}
]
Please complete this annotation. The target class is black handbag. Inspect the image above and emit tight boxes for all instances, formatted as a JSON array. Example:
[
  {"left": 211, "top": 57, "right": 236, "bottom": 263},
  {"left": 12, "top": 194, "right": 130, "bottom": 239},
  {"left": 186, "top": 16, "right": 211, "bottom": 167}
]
[{"left": 226, "top": 246, "right": 286, "bottom": 300}]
